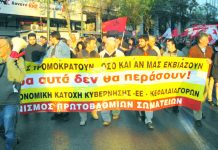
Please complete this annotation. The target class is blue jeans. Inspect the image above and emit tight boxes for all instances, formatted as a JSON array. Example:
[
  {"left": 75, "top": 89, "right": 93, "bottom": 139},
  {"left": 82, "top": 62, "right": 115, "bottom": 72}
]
[{"left": 0, "top": 105, "right": 18, "bottom": 150}]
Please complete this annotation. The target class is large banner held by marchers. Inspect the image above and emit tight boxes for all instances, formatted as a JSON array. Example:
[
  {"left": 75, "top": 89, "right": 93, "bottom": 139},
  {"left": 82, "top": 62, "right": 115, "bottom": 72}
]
[{"left": 20, "top": 56, "right": 209, "bottom": 113}]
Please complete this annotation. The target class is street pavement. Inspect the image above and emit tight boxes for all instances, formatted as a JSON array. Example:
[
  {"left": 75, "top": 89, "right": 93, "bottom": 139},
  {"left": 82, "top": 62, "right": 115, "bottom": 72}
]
[{"left": 0, "top": 102, "right": 218, "bottom": 150}]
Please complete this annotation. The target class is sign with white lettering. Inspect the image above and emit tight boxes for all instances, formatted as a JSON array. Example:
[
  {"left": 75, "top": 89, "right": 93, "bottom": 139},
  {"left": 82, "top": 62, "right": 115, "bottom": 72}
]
[{"left": 20, "top": 56, "right": 209, "bottom": 113}]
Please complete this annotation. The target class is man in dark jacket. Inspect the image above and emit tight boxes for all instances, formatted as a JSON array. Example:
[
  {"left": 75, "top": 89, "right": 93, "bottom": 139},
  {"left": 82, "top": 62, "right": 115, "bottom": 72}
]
[
  {"left": 24, "top": 33, "right": 45, "bottom": 63},
  {"left": 208, "top": 40, "right": 218, "bottom": 106},
  {"left": 0, "top": 37, "right": 27, "bottom": 150},
  {"left": 211, "top": 48, "right": 218, "bottom": 106},
  {"left": 188, "top": 32, "right": 213, "bottom": 127},
  {"left": 39, "top": 35, "right": 49, "bottom": 50},
  {"left": 163, "top": 39, "right": 184, "bottom": 114},
  {"left": 131, "top": 35, "right": 157, "bottom": 130},
  {"left": 77, "top": 37, "right": 99, "bottom": 126},
  {"left": 46, "top": 31, "right": 71, "bottom": 121},
  {"left": 131, "top": 35, "right": 157, "bottom": 56}
]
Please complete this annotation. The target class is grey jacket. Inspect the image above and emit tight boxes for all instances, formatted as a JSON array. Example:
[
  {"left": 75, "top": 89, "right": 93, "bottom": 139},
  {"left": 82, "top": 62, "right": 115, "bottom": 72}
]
[
  {"left": 46, "top": 40, "right": 71, "bottom": 58},
  {"left": 131, "top": 48, "right": 157, "bottom": 56},
  {"left": 0, "top": 63, "right": 21, "bottom": 105},
  {"left": 163, "top": 50, "right": 184, "bottom": 57}
]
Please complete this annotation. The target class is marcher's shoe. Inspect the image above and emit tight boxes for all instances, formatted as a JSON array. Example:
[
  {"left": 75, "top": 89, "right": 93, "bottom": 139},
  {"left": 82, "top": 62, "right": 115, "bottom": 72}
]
[
  {"left": 112, "top": 115, "right": 119, "bottom": 120},
  {"left": 146, "top": 122, "right": 154, "bottom": 130},
  {"left": 60, "top": 113, "right": 70, "bottom": 122},
  {"left": 208, "top": 101, "right": 214, "bottom": 106},
  {"left": 103, "top": 121, "right": 111, "bottom": 126},
  {"left": 80, "top": 120, "right": 86, "bottom": 126},
  {"left": 172, "top": 106, "right": 179, "bottom": 114},
  {"left": 136, "top": 111, "right": 142, "bottom": 122},
  {"left": 16, "top": 136, "right": 20, "bottom": 144},
  {"left": 0, "top": 132, "right": 5, "bottom": 139},
  {"left": 91, "top": 111, "right": 99, "bottom": 120},
  {"left": 0, "top": 126, "right": 5, "bottom": 139},
  {"left": 202, "top": 113, "right": 206, "bottom": 119},
  {"left": 136, "top": 111, "right": 145, "bottom": 122},
  {"left": 195, "top": 120, "right": 202, "bottom": 127}
]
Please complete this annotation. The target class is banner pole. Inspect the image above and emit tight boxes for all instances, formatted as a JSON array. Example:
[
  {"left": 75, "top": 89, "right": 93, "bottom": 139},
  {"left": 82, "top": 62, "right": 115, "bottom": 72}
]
[{"left": 121, "top": 31, "right": 125, "bottom": 46}]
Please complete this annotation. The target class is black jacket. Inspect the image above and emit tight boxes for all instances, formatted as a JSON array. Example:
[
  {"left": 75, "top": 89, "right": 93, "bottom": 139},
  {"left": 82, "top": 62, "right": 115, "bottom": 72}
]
[
  {"left": 24, "top": 44, "right": 45, "bottom": 62},
  {"left": 212, "top": 53, "right": 218, "bottom": 82}
]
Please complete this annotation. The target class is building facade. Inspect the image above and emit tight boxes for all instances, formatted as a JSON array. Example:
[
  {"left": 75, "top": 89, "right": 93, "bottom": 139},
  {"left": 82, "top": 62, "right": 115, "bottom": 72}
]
[{"left": 0, "top": 0, "right": 86, "bottom": 37}]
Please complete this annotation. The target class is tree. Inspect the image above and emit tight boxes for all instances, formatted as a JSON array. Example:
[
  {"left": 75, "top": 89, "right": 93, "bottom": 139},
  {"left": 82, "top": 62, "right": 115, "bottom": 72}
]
[
  {"left": 204, "top": 2, "right": 218, "bottom": 23},
  {"left": 119, "top": 0, "right": 154, "bottom": 33},
  {"left": 141, "top": 0, "right": 155, "bottom": 34},
  {"left": 187, "top": 0, "right": 198, "bottom": 15},
  {"left": 58, "top": 0, "right": 72, "bottom": 37},
  {"left": 151, "top": 0, "right": 218, "bottom": 35},
  {"left": 151, "top": 0, "right": 173, "bottom": 34},
  {"left": 151, "top": 0, "right": 199, "bottom": 34},
  {"left": 101, "top": 0, "right": 120, "bottom": 21}
]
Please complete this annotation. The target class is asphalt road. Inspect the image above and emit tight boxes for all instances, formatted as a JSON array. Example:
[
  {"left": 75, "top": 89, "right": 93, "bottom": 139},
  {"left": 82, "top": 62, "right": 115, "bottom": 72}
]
[{"left": 1, "top": 102, "right": 218, "bottom": 150}]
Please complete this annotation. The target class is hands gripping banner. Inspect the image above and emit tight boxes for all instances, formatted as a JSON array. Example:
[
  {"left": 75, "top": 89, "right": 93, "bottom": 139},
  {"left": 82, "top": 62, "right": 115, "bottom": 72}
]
[{"left": 20, "top": 56, "right": 208, "bottom": 113}]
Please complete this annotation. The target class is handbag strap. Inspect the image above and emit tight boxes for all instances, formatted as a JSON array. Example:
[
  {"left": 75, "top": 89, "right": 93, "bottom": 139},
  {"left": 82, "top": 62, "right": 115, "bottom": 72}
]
[{"left": 0, "top": 63, "right": 6, "bottom": 78}]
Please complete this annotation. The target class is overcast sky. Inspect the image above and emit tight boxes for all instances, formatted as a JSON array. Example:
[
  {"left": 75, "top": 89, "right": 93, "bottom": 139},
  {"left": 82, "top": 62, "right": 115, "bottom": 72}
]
[
  {"left": 197, "top": 0, "right": 218, "bottom": 6},
  {"left": 197, "top": 0, "right": 218, "bottom": 5},
  {"left": 197, "top": 0, "right": 205, "bottom": 5}
]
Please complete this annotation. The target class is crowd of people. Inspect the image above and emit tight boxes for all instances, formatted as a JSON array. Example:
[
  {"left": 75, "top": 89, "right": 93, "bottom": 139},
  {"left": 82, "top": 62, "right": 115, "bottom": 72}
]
[{"left": 0, "top": 30, "right": 218, "bottom": 149}]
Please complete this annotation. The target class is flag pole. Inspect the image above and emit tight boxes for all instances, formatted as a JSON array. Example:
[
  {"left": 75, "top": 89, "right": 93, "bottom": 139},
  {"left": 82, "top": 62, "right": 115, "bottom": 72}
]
[
  {"left": 121, "top": 31, "right": 125, "bottom": 47},
  {"left": 121, "top": 17, "right": 127, "bottom": 47}
]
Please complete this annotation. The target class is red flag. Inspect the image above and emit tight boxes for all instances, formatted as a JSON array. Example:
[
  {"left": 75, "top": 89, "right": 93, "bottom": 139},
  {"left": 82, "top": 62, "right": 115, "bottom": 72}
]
[
  {"left": 180, "top": 30, "right": 188, "bottom": 37},
  {"left": 102, "top": 17, "right": 127, "bottom": 32},
  {"left": 183, "top": 25, "right": 218, "bottom": 44},
  {"left": 172, "top": 28, "right": 178, "bottom": 37}
]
